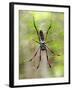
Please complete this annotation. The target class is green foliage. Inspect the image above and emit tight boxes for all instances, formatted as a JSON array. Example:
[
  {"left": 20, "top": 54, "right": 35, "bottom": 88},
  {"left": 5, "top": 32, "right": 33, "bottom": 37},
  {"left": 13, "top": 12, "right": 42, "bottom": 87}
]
[{"left": 19, "top": 10, "right": 64, "bottom": 79}]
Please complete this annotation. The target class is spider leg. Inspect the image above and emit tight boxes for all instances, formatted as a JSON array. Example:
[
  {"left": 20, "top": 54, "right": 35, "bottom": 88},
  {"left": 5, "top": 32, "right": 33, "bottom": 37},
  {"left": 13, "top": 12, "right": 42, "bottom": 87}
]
[
  {"left": 45, "top": 40, "right": 53, "bottom": 44},
  {"left": 33, "top": 16, "right": 40, "bottom": 41},
  {"left": 36, "top": 48, "right": 41, "bottom": 69},
  {"left": 28, "top": 48, "right": 39, "bottom": 62},
  {"left": 46, "top": 48, "right": 51, "bottom": 68},
  {"left": 32, "top": 39, "right": 40, "bottom": 44},
  {"left": 45, "top": 25, "right": 51, "bottom": 41},
  {"left": 46, "top": 45, "right": 60, "bottom": 56},
  {"left": 46, "top": 45, "right": 55, "bottom": 55}
]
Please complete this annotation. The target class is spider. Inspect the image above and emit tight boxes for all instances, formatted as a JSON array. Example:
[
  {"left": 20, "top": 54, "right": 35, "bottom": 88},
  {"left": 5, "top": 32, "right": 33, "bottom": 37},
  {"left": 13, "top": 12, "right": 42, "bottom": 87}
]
[{"left": 27, "top": 16, "right": 59, "bottom": 69}]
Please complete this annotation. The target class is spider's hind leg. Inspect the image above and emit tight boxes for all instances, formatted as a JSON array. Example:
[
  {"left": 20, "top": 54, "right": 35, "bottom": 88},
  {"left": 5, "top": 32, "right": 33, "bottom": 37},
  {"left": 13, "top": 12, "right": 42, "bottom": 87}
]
[
  {"left": 46, "top": 48, "right": 51, "bottom": 68},
  {"left": 28, "top": 48, "right": 39, "bottom": 62},
  {"left": 36, "top": 48, "right": 41, "bottom": 69}
]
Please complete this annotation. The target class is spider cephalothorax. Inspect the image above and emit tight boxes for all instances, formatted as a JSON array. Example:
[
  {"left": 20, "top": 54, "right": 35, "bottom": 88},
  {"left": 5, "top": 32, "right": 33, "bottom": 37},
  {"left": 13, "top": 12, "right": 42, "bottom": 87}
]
[{"left": 27, "top": 16, "right": 59, "bottom": 69}]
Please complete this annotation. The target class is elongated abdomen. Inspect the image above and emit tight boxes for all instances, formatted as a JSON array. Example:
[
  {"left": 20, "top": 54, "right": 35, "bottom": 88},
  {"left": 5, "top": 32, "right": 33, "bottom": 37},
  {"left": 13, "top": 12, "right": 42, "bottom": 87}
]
[{"left": 39, "top": 30, "right": 44, "bottom": 41}]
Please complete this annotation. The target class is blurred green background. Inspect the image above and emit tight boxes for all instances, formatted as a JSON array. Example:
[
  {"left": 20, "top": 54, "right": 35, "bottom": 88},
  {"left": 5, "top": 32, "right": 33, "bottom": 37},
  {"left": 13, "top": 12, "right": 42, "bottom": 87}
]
[{"left": 19, "top": 10, "right": 64, "bottom": 79}]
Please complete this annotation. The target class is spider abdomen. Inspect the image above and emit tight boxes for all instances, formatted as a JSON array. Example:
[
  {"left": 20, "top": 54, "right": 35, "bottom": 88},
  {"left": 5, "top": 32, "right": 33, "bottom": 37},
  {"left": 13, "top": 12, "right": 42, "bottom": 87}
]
[{"left": 39, "top": 30, "right": 44, "bottom": 41}]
